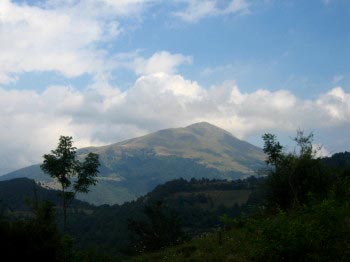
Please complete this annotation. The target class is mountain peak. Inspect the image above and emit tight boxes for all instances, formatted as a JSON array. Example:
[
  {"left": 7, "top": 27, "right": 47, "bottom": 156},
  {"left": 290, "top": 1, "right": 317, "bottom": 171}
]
[
  {"left": 185, "top": 122, "right": 233, "bottom": 137},
  {"left": 186, "top": 122, "right": 217, "bottom": 129}
]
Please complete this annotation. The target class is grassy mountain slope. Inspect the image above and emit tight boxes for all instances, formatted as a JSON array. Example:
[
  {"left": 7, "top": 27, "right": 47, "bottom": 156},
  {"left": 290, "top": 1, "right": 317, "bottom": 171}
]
[
  {"left": 97, "top": 122, "right": 264, "bottom": 173},
  {"left": 0, "top": 122, "right": 265, "bottom": 205}
]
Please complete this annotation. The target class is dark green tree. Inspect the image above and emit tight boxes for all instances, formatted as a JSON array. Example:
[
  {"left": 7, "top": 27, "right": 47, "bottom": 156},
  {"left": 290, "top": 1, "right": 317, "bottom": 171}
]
[
  {"left": 41, "top": 136, "right": 100, "bottom": 230},
  {"left": 262, "top": 131, "right": 332, "bottom": 209},
  {"left": 128, "top": 201, "right": 185, "bottom": 253},
  {"left": 0, "top": 200, "right": 65, "bottom": 261},
  {"left": 262, "top": 133, "right": 283, "bottom": 165}
]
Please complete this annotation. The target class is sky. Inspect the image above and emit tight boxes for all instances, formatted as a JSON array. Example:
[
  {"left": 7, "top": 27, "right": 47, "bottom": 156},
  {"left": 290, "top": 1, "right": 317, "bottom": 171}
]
[{"left": 0, "top": 0, "right": 349, "bottom": 174}]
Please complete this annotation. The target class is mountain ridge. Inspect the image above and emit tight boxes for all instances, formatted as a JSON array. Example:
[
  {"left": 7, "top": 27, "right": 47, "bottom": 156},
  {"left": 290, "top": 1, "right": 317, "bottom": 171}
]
[
  {"left": 0, "top": 122, "right": 265, "bottom": 205},
  {"left": 83, "top": 122, "right": 264, "bottom": 173}
]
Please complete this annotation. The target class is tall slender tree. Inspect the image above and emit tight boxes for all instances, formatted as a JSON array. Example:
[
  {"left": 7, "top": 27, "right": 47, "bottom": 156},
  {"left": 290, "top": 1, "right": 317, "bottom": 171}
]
[{"left": 41, "top": 136, "right": 100, "bottom": 230}]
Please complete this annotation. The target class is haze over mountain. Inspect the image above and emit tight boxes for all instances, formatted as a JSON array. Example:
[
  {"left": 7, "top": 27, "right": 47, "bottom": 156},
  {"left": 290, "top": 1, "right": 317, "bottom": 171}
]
[{"left": 0, "top": 122, "right": 265, "bottom": 205}]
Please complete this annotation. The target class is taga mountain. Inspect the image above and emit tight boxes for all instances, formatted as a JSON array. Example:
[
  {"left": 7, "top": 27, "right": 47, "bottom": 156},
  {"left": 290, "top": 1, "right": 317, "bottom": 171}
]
[{"left": 0, "top": 122, "right": 265, "bottom": 205}]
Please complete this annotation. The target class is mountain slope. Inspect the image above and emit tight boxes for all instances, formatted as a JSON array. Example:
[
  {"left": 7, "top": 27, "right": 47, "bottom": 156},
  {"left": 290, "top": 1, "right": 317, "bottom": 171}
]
[
  {"left": 0, "top": 122, "right": 265, "bottom": 205},
  {"left": 92, "top": 122, "right": 264, "bottom": 173}
]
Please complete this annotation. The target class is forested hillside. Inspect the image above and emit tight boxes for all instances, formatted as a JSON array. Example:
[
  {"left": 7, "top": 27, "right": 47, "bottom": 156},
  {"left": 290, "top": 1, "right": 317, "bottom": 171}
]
[
  {"left": 136, "top": 140, "right": 350, "bottom": 261},
  {"left": 0, "top": 175, "right": 264, "bottom": 257}
]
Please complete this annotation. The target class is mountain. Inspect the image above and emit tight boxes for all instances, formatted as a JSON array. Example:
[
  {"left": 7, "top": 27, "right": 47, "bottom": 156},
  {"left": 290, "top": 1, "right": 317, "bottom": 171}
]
[{"left": 0, "top": 122, "right": 265, "bottom": 205}]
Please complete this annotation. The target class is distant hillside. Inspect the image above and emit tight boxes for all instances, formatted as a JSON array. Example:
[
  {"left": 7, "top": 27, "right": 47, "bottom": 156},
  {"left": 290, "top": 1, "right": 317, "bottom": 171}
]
[
  {"left": 0, "top": 178, "right": 92, "bottom": 212},
  {"left": 67, "top": 176, "right": 265, "bottom": 253},
  {"left": 322, "top": 151, "right": 350, "bottom": 169},
  {"left": 0, "top": 122, "right": 265, "bottom": 205},
  {"left": 0, "top": 175, "right": 264, "bottom": 255}
]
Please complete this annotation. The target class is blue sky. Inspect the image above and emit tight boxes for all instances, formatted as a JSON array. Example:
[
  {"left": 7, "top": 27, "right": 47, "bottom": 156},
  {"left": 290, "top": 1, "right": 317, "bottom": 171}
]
[
  {"left": 0, "top": 0, "right": 349, "bottom": 173},
  {"left": 7, "top": 0, "right": 350, "bottom": 94}
]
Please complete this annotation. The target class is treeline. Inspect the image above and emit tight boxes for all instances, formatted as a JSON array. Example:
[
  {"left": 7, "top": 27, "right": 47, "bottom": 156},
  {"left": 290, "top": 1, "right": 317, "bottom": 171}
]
[
  {"left": 150, "top": 176, "right": 261, "bottom": 198},
  {"left": 0, "top": 174, "right": 265, "bottom": 260},
  {"left": 67, "top": 175, "right": 264, "bottom": 256},
  {"left": 0, "top": 178, "right": 92, "bottom": 212}
]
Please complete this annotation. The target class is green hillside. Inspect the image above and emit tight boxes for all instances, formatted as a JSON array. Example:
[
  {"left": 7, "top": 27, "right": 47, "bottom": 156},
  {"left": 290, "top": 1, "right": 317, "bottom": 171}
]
[
  {"left": 0, "top": 122, "right": 265, "bottom": 205},
  {"left": 134, "top": 151, "right": 350, "bottom": 262},
  {"left": 0, "top": 176, "right": 264, "bottom": 256},
  {"left": 134, "top": 199, "right": 350, "bottom": 262}
]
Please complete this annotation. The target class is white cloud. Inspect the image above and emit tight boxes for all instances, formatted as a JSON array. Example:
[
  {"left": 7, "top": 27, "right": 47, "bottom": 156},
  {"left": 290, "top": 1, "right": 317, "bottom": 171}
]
[
  {"left": 0, "top": 0, "right": 150, "bottom": 84},
  {"left": 132, "top": 51, "right": 192, "bottom": 75},
  {"left": 1, "top": 72, "right": 350, "bottom": 174},
  {"left": 314, "top": 144, "right": 330, "bottom": 158},
  {"left": 0, "top": 0, "right": 251, "bottom": 84},
  {"left": 174, "top": 0, "right": 250, "bottom": 22}
]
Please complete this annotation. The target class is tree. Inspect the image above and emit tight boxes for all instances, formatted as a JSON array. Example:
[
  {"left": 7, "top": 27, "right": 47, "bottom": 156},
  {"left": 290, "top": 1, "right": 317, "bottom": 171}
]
[
  {"left": 0, "top": 200, "right": 65, "bottom": 261},
  {"left": 41, "top": 136, "right": 100, "bottom": 230},
  {"left": 262, "top": 133, "right": 283, "bottom": 165},
  {"left": 262, "top": 131, "right": 332, "bottom": 210},
  {"left": 128, "top": 201, "right": 185, "bottom": 253}
]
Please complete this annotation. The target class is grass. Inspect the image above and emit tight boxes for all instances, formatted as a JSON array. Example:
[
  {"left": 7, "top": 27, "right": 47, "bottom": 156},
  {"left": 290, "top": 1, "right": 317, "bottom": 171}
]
[{"left": 133, "top": 227, "right": 253, "bottom": 262}]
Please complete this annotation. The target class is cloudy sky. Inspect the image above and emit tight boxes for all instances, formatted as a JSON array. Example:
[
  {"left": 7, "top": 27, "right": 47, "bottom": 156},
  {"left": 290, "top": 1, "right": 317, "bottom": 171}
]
[{"left": 0, "top": 0, "right": 349, "bottom": 174}]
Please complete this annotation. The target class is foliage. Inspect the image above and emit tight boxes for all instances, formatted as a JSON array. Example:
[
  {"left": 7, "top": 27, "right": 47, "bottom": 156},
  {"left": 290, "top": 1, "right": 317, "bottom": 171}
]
[
  {"left": 134, "top": 134, "right": 350, "bottom": 261},
  {"left": 262, "top": 133, "right": 283, "bottom": 165},
  {"left": 0, "top": 201, "right": 65, "bottom": 261},
  {"left": 0, "top": 198, "right": 121, "bottom": 261},
  {"left": 2, "top": 142, "right": 350, "bottom": 261},
  {"left": 41, "top": 136, "right": 100, "bottom": 229},
  {"left": 66, "top": 177, "right": 263, "bottom": 254},
  {"left": 263, "top": 131, "right": 333, "bottom": 209},
  {"left": 128, "top": 201, "right": 186, "bottom": 253},
  {"left": 249, "top": 199, "right": 350, "bottom": 261},
  {"left": 0, "top": 178, "right": 92, "bottom": 212},
  {"left": 0, "top": 176, "right": 264, "bottom": 255},
  {"left": 135, "top": 199, "right": 350, "bottom": 262}
]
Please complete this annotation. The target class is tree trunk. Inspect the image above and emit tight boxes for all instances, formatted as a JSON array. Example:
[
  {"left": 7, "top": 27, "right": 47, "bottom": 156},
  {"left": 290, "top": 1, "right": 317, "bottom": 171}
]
[{"left": 62, "top": 185, "right": 66, "bottom": 232}]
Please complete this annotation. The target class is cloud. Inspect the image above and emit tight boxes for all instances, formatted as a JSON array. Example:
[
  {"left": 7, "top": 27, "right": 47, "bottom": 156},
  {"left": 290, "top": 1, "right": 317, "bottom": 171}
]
[
  {"left": 0, "top": 0, "right": 150, "bottom": 84},
  {"left": 132, "top": 51, "right": 192, "bottom": 75},
  {"left": 173, "top": 0, "right": 250, "bottom": 22},
  {"left": 1, "top": 71, "right": 349, "bottom": 174},
  {"left": 0, "top": 0, "right": 252, "bottom": 85},
  {"left": 314, "top": 144, "right": 330, "bottom": 158},
  {"left": 45, "top": 0, "right": 151, "bottom": 17}
]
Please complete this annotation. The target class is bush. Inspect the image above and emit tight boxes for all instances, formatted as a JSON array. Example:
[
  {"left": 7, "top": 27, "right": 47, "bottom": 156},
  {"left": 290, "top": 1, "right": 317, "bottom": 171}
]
[
  {"left": 249, "top": 200, "right": 350, "bottom": 261},
  {"left": 263, "top": 131, "right": 333, "bottom": 210}
]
